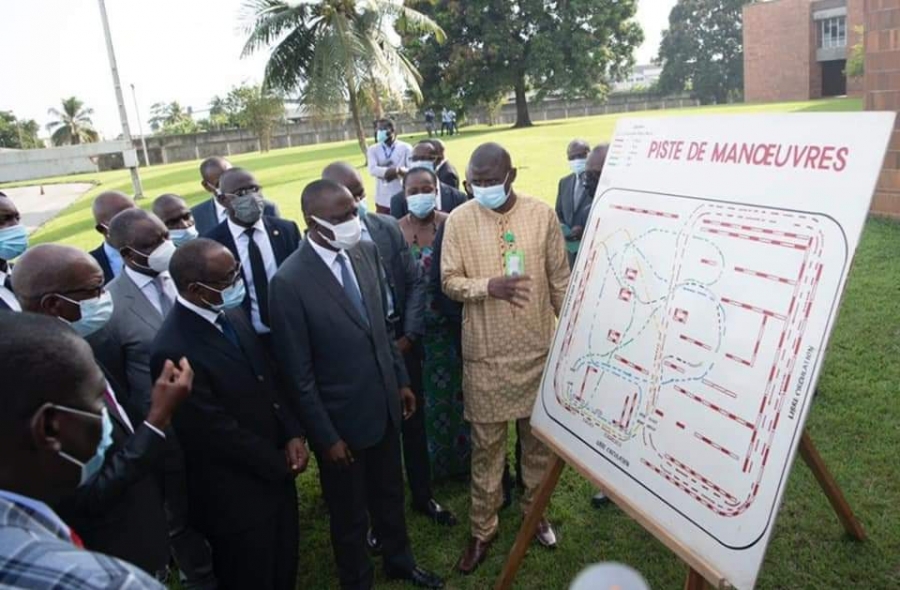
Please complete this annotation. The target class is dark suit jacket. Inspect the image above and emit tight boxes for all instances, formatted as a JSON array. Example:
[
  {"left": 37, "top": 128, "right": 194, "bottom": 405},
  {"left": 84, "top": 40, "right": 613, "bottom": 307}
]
[
  {"left": 204, "top": 216, "right": 301, "bottom": 325},
  {"left": 555, "top": 173, "right": 593, "bottom": 229},
  {"left": 191, "top": 197, "right": 281, "bottom": 236},
  {"left": 54, "top": 365, "right": 169, "bottom": 575},
  {"left": 436, "top": 161, "right": 460, "bottom": 190},
  {"left": 89, "top": 244, "right": 115, "bottom": 285},
  {"left": 389, "top": 183, "right": 467, "bottom": 220},
  {"left": 270, "top": 241, "right": 409, "bottom": 453},
  {"left": 150, "top": 304, "right": 300, "bottom": 536},
  {"left": 430, "top": 223, "right": 462, "bottom": 324},
  {"left": 362, "top": 214, "right": 425, "bottom": 339}
]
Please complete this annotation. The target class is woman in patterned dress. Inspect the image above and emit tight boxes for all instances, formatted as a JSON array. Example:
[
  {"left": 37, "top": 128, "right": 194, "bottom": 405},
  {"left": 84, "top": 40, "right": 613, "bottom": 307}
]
[{"left": 398, "top": 167, "right": 471, "bottom": 479}]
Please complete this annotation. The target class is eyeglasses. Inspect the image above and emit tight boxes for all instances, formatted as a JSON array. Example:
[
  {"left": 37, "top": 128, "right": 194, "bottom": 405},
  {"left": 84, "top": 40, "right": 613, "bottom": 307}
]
[
  {"left": 198, "top": 263, "right": 243, "bottom": 290},
  {"left": 223, "top": 186, "right": 261, "bottom": 198}
]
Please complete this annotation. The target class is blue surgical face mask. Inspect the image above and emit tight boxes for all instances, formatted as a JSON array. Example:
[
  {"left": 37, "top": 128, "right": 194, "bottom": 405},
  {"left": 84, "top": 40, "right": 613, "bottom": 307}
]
[
  {"left": 569, "top": 158, "right": 587, "bottom": 175},
  {"left": 169, "top": 226, "right": 199, "bottom": 247},
  {"left": 357, "top": 199, "right": 368, "bottom": 218},
  {"left": 472, "top": 174, "right": 511, "bottom": 210},
  {"left": 56, "top": 291, "right": 114, "bottom": 337},
  {"left": 408, "top": 193, "right": 437, "bottom": 219},
  {"left": 376, "top": 129, "right": 389, "bottom": 144},
  {"left": 55, "top": 406, "right": 113, "bottom": 485},
  {"left": 0, "top": 224, "right": 28, "bottom": 261},
  {"left": 410, "top": 159, "right": 435, "bottom": 172},
  {"left": 198, "top": 278, "right": 246, "bottom": 312}
]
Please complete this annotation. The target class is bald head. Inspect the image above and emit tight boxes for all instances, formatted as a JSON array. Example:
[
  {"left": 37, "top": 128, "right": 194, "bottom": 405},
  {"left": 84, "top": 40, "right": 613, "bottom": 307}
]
[
  {"left": 13, "top": 245, "right": 103, "bottom": 310},
  {"left": 322, "top": 162, "right": 366, "bottom": 202},
  {"left": 567, "top": 139, "right": 590, "bottom": 161},
  {"left": 199, "top": 157, "right": 233, "bottom": 194},
  {"left": 470, "top": 142, "right": 512, "bottom": 171},
  {"left": 586, "top": 144, "right": 610, "bottom": 174},
  {"left": 92, "top": 191, "right": 135, "bottom": 241}
]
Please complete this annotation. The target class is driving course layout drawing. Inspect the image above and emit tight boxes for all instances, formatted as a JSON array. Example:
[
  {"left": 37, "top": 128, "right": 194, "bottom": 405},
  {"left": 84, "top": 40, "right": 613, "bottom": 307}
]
[{"left": 546, "top": 189, "right": 846, "bottom": 548}]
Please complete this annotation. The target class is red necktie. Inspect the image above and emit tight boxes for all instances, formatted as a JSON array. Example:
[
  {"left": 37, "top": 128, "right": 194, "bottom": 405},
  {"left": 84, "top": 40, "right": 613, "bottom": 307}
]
[{"left": 70, "top": 529, "right": 85, "bottom": 549}]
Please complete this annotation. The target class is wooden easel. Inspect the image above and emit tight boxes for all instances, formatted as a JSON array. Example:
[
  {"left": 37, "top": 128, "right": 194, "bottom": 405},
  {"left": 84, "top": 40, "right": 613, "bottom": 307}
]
[{"left": 495, "top": 430, "right": 865, "bottom": 590}]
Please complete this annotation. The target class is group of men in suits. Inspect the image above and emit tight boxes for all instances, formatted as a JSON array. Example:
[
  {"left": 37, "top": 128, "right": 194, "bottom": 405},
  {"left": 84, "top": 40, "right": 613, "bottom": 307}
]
[{"left": 1, "top": 151, "right": 459, "bottom": 589}]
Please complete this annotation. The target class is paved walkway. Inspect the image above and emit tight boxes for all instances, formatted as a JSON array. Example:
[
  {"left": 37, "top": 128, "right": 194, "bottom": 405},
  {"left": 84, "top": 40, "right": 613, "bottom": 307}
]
[{"left": 1, "top": 183, "right": 95, "bottom": 233}]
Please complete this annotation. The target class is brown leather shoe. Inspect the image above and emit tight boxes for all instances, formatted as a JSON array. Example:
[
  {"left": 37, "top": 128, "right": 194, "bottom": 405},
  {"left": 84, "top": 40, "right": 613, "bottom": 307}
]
[
  {"left": 455, "top": 536, "right": 493, "bottom": 575},
  {"left": 534, "top": 518, "right": 558, "bottom": 548}
]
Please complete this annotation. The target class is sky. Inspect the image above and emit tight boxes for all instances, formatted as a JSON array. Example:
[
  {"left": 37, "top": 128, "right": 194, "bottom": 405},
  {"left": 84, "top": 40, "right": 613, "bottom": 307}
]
[{"left": 0, "top": 0, "right": 676, "bottom": 139}]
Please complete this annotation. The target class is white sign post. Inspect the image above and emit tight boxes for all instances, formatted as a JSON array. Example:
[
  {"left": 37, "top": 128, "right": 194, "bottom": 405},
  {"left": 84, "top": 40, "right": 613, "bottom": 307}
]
[{"left": 499, "top": 112, "right": 896, "bottom": 590}]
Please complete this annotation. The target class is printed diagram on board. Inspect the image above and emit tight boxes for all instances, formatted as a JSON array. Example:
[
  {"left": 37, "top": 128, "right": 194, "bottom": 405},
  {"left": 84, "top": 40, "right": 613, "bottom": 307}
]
[{"left": 549, "top": 189, "right": 846, "bottom": 546}]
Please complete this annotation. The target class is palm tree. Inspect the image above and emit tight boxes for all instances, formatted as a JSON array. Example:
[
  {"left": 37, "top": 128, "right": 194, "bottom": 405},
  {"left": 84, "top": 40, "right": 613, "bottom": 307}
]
[
  {"left": 241, "top": 0, "right": 445, "bottom": 156},
  {"left": 47, "top": 97, "right": 100, "bottom": 146}
]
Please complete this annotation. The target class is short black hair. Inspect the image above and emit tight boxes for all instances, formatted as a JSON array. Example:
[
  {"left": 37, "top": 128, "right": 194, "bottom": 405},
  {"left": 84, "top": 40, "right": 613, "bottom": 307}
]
[
  {"left": 403, "top": 167, "right": 438, "bottom": 188},
  {"left": 375, "top": 118, "right": 395, "bottom": 130},
  {"left": 301, "top": 179, "right": 346, "bottom": 216},
  {"left": 108, "top": 208, "right": 153, "bottom": 250},
  {"left": 169, "top": 238, "right": 220, "bottom": 292},
  {"left": 0, "top": 312, "right": 97, "bottom": 427}
]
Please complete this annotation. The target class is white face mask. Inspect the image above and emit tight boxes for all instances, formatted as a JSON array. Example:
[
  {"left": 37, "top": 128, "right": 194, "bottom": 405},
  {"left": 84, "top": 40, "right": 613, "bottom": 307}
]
[
  {"left": 129, "top": 240, "right": 176, "bottom": 274},
  {"left": 312, "top": 215, "right": 362, "bottom": 250}
]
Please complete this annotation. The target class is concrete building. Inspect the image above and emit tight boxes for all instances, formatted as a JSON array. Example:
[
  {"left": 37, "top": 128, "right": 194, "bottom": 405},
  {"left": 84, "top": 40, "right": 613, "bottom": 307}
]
[
  {"left": 744, "top": 0, "right": 865, "bottom": 102},
  {"left": 614, "top": 64, "right": 664, "bottom": 92}
]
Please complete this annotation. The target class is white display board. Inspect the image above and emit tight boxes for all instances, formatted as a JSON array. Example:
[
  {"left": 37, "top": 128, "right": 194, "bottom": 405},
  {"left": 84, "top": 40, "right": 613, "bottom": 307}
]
[{"left": 532, "top": 113, "right": 895, "bottom": 589}]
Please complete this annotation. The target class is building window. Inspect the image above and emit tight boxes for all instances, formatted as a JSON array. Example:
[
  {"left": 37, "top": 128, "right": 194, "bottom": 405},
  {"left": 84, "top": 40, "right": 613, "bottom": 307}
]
[{"left": 819, "top": 16, "right": 847, "bottom": 49}]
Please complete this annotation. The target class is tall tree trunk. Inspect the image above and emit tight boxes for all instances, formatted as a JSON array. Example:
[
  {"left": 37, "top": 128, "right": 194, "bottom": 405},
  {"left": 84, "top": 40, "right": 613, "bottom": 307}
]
[
  {"left": 513, "top": 71, "right": 532, "bottom": 128},
  {"left": 368, "top": 66, "right": 385, "bottom": 119},
  {"left": 347, "top": 81, "right": 369, "bottom": 158}
]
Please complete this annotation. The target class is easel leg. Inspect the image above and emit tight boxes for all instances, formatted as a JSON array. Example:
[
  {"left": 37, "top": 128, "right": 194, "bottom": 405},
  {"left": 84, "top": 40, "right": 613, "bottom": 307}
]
[
  {"left": 684, "top": 567, "right": 709, "bottom": 590},
  {"left": 494, "top": 455, "right": 565, "bottom": 590},
  {"left": 799, "top": 430, "right": 866, "bottom": 540}
]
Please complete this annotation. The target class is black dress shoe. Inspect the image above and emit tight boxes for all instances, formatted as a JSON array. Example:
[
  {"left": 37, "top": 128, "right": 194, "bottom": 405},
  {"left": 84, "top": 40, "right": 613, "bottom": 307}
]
[
  {"left": 591, "top": 491, "right": 611, "bottom": 509},
  {"left": 385, "top": 565, "right": 445, "bottom": 589},
  {"left": 366, "top": 528, "right": 382, "bottom": 555},
  {"left": 501, "top": 468, "right": 513, "bottom": 510},
  {"left": 413, "top": 499, "right": 457, "bottom": 526}
]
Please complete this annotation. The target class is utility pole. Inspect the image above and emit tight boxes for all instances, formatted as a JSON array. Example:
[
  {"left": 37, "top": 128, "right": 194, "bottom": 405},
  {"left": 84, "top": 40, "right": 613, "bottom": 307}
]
[
  {"left": 130, "top": 83, "right": 151, "bottom": 167},
  {"left": 97, "top": 0, "right": 143, "bottom": 198}
]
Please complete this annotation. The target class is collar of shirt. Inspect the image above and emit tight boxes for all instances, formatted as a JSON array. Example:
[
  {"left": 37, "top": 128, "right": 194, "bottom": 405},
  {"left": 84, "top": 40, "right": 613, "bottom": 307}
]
[
  {"left": 228, "top": 217, "right": 266, "bottom": 243},
  {"left": 176, "top": 295, "right": 220, "bottom": 329},
  {"left": 308, "top": 236, "right": 343, "bottom": 270},
  {"left": 214, "top": 199, "right": 228, "bottom": 223},
  {"left": 124, "top": 266, "right": 158, "bottom": 290},
  {"left": 0, "top": 268, "right": 18, "bottom": 311},
  {"left": 360, "top": 221, "right": 372, "bottom": 243},
  {"left": 0, "top": 490, "right": 71, "bottom": 540},
  {"left": 102, "top": 241, "right": 124, "bottom": 276}
]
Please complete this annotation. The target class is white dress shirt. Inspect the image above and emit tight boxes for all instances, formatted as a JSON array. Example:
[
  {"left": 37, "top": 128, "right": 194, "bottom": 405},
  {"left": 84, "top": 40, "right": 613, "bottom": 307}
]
[
  {"left": 227, "top": 218, "right": 277, "bottom": 334},
  {"left": 367, "top": 140, "right": 412, "bottom": 208},
  {"left": 308, "top": 239, "right": 363, "bottom": 295},
  {"left": 0, "top": 268, "right": 20, "bottom": 311},
  {"left": 105, "top": 379, "right": 164, "bottom": 439},
  {"left": 214, "top": 200, "right": 229, "bottom": 224},
  {"left": 176, "top": 295, "right": 222, "bottom": 331},
  {"left": 124, "top": 268, "right": 176, "bottom": 316}
]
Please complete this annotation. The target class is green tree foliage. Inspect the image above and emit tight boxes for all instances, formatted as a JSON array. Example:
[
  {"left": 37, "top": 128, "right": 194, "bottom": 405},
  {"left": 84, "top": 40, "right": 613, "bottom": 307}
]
[
  {"left": 0, "top": 111, "right": 42, "bottom": 149},
  {"left": 46, "top": 97, "right": 100, "bottom": 146},
  {"left": 846, "top": 26, "right": 865, "bottom": 79},
  {"left": 241, "top": 0, "right": 444, "bottom": 156},
  {"left": 405, "top": 0, "right": 643, "bottom": 128},
  {"left": 225, "top": 84, "right": 285, "bottom": 152},
  {"left": 149, "top": 101, "right": 199, "bottom": 135},
  {"left": 657, "top": 0, "right": 746, "bottom": 105}
]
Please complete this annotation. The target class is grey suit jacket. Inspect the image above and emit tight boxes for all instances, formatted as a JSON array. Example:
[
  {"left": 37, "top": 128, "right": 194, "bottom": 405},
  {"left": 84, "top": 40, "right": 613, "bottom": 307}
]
[
  {"left": 362, "top": 213, "right": 425, "bottom": 339},
  {"left": 555, "top": 172, "right": 592, "bottom": 228},
  {"left": 269, "top": 240, "right": 409, "bottom": 452},
  {"left": 88, "top": 271, "right": 164, "bottom": 418}
]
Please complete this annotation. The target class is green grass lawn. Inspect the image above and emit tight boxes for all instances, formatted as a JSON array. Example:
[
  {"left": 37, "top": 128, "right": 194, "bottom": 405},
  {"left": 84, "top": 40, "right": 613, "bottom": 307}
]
[{"left": 7, "top": 96, "right": 900, "bottom": 589}]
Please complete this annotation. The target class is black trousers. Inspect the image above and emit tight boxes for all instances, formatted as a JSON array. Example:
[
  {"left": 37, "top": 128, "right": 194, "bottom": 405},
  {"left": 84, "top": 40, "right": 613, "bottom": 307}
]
[
  {"left": 162, "top": 434, "right": 217, "bottom": 590},
  {"left": 206, "top": 487, "right": 299, "bottom": 590},
  {"left": 401, "top": 343, "right": 433, "bottom": 507},
  {"left": 317, "top": 424, "right": 414, "bottom": 590}
]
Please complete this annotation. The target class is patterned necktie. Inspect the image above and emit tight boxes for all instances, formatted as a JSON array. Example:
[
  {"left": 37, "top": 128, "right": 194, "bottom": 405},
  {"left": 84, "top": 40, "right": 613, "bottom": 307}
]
[
  {"left": 244, "top": 228, "right": 270, "bottom": 327},
  {"left": 335, "top": 254, "right": 369, "bottom": 325},
  {"left": 152, "top": 275, "right": 173, "bottom": 316}
]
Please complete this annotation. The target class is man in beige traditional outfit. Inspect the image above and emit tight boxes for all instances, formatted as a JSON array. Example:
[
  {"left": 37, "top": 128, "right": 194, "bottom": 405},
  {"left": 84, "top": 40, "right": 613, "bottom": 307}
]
[{"left": 441, "top": 143, "right": 570, "bottom": 574}]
